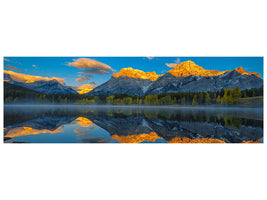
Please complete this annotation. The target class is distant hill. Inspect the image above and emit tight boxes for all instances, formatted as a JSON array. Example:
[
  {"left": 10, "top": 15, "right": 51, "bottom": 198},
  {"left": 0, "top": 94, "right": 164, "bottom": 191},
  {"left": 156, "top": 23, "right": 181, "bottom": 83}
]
[
  {"left": 4, "top": 70, "right": 78, "bottom": 95},
  {"left": 4, "top": 82, "right": 39, "bottom": 93},
  {"left": 10, "top": 80, "right": 78, "bottom": 95}
]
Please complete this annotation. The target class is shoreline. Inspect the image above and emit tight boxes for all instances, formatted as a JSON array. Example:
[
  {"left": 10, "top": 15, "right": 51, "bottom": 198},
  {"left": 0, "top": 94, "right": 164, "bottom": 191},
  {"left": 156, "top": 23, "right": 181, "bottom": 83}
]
[{"left": 4, "top": 104, "right": 263, "bottom": 110}]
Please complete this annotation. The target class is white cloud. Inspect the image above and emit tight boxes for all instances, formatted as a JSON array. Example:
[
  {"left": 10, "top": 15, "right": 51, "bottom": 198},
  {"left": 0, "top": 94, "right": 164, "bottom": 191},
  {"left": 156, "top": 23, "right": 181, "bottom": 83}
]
[
  {"left": 68, "top": 58, "right": 114, "bottom": 83},
  {"left": 75, "top": 74, "right": 93, "bottom": 82},
  {"left": 165, "top": 63, "right": 177, "bottom": 68},
  {"left": 5, "top": 65, "right": 20, "bottom": 71},
  {"left": 165, "top": 58, "right": 181, "bottom": 68},
  {"left": 88, "top": 81, "right": 96, "bottom": 85},
  {"left": 4, "top": 70, "right": 65, "bottom": 85},
  {"left": 174, "top": 58, "right": 180, "bottom": 63},
  {"left": 68, "top": 58, "right": 114, "bottom": 74}
]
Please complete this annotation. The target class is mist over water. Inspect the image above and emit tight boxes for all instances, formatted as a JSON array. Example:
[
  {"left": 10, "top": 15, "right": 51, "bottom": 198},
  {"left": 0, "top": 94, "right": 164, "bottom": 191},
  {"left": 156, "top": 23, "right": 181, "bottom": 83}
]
[{"left": 4, "top": 105, "right": 263, "bottom": 143}]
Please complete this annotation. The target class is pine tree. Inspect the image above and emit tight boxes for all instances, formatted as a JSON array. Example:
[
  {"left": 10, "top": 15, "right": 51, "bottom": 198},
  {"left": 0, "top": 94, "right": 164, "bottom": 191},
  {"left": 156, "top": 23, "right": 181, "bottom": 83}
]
[
  {"left": 181, "top": 96, "right": 186, "bottom": 105},
  {"left": 192, "top": 95, "right": 198, "bottom": 105},
  {"left": 205, "top": 93, "right": 211, "bottom": 105},
  {"left": 217, "top": 95, "right": 221, "bottom": 104},
  {"left": 199, "top": 93, "right": 204, "bottom": 104}
]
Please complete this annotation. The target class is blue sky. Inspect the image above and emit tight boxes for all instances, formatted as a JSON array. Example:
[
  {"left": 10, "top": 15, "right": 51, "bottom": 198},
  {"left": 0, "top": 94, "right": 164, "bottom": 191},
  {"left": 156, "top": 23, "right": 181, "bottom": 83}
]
[{"left": 4, "top": 57, "right": 263, "bottom": 86}]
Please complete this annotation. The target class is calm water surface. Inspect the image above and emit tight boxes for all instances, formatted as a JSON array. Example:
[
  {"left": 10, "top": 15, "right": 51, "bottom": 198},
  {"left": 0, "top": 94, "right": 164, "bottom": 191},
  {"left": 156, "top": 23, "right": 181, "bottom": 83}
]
[{"left": 4, "top": 105, "right": 263, "bottom": 143}]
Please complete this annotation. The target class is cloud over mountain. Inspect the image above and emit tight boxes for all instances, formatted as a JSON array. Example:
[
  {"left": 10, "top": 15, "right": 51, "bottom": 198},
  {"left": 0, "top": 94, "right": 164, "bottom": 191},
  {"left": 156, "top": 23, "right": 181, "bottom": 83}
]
[
  {"left": 166, "top": 58, "right": 181, "bottom": 68},
  {"left": 4, "top": 70, "right": 65, "bottom": 85},
  {"left": 5, "top": 65, "right": 20, "bottom": 71},
  {"left": 165, "top": 63, "right": 177, "bottom": 68},
  {"left": 68, "top": 58, "right": 114, "bottom": 74},
  {"left": 68, "top": 58, "right": 114, "bottom": 82},
  {"left": 88, "top": 81, "right": 96, "bottom": 85},
  {"left": 76, "top": 74, "right": 93, "bottom": 82}
]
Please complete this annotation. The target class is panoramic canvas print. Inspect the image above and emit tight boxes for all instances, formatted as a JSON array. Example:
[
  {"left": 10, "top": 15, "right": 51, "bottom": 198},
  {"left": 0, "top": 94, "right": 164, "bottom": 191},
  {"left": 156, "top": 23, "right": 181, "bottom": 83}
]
[{"left": 3, "top": 57, "right": 263, "bottom": 143}]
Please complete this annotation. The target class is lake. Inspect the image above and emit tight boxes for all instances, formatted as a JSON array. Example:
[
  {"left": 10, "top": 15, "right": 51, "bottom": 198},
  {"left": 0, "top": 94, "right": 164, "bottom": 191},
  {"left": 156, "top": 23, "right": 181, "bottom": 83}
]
[{"left": 3, "top": 105, "right": 263, "bottom": 143}]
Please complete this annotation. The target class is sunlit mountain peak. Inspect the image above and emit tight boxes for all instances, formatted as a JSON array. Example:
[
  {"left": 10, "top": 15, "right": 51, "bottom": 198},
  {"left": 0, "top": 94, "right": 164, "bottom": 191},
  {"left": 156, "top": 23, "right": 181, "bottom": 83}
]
[
  {"left": 74, "top": 84, "right": 96, "bottom": 94},
  {"left": 234, "top": 67, "right": 261, "bottom": 78},
  {"left": 168, "top": 60, "right": 230, "bottom": 77},
  {"left": 112, "top": 67, "right": 162, "bottom": 81},
  {"left": 25, "top": 79, "right": 35, "bottom": 83}
]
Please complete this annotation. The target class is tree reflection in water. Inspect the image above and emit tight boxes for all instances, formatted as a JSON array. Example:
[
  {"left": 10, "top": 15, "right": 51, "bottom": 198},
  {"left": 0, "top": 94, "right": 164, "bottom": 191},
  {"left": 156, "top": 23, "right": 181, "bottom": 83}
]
[{"left": 4, "top": 105, "right": 263, "bottom": 143}]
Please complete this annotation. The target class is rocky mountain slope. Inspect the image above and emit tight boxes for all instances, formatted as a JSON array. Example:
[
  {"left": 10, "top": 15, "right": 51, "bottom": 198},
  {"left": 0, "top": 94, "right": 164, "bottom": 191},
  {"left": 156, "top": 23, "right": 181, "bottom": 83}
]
[
  {"left": 147, "top": 66, "right": 262, "bottom": 94},
  {"left": 4, "top": 71, "right": 78, "bottom": 95},
  {"left": 88, "top": 68, "right": 158, "bottom": 96},
  {"left": 87, "top": 61, "right": 263, "bottom": 95}
]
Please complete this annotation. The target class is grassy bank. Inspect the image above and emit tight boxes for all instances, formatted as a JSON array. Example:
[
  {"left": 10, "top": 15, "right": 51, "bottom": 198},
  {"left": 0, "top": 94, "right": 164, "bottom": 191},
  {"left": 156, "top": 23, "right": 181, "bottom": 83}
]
[{"left": 237, "top": 96, "right": 263, "bottom": 107}]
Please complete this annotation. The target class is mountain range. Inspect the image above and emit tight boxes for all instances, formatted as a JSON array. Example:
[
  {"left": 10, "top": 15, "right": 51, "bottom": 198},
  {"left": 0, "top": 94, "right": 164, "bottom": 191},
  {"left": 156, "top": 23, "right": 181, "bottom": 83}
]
[
  {"left": 4, "top": 61, "right": 263, "bottom": 95},
  {"left": 87, "top": 61, "right": 263, "bottom": 96}
]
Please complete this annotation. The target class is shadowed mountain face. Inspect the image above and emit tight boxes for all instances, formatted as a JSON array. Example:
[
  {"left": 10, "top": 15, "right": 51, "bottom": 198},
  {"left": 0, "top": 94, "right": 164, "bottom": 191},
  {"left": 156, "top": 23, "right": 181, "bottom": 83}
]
[
  {"left": 4, "top": 82, "right": 37, "bottom": 93},
  {"left": 87, "top": 61, "right": 263, "bottom": 96},
  {"left": 4, "top": 105, "right": 263, "bottom": 143},
  {"left": 6, "top": 80, "right": 78, "bottom": 94},
  {"left": 88, "top": 76, "right": 154, "bottom": 96},
  {"left": 146, "top": 70, "right": 263, "bottom": 94}
]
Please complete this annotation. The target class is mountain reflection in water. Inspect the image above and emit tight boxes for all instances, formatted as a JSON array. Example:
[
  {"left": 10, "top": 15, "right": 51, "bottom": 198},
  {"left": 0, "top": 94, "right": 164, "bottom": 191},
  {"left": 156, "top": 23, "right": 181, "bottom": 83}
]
[{"left": 4, "top": 105, "right": 263, "bottom": 143}]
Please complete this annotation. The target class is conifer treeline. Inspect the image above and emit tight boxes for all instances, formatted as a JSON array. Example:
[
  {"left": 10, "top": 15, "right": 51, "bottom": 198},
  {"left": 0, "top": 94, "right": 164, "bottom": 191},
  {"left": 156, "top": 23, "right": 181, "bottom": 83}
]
[{"left": 4, "top": 87, "right": 263, "bottom": 105}]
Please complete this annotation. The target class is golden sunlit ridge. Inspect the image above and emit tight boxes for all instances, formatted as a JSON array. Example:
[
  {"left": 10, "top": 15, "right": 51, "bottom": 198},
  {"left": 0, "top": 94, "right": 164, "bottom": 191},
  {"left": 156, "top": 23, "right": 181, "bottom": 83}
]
[
  {"left": 112, "top": 61, "right": 261, "bottom": 80},
  {"left": 235, "top": 67, "right": 261, "bottom": 78},
  {"left": 4, "top": 126, "right": 63, "bottom": 138},
  {"left": 75, "top": 84, "right": 96, "bottom": 94},
  {"left": 113, "top": 68, "right": 163, "bottom": 81},
  {"left": 168, "top": 61, "right": 230, "bottom": 77}
]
